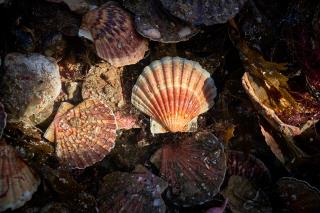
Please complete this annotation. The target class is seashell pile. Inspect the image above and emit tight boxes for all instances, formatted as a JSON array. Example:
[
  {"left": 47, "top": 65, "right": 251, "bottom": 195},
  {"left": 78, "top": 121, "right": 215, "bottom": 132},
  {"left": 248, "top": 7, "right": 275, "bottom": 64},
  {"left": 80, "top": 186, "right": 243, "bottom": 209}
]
[{"left": 0, "top": 0, "right": 320, "bottom": 212}]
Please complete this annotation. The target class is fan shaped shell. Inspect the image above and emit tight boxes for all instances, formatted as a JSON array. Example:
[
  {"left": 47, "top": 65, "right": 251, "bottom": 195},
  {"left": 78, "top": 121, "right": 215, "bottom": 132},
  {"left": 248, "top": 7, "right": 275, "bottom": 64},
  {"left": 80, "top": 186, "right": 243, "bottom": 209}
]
[
  {"left": 98, "top": 166, "right": 168, "bottom": 213},
  {"left": 80, "top": 1, "right": 148, "bottom": 67},
  {"left": 160, "top": 0, "right": 248, "bottom": 26},
  {"left": 53, "top": 99, "right": 117, "bottom": 169},
  {"left": 0, "top": 140, "right": 40, "bottom": 211},
  {"left": 131, "top": 56, "right": 217, "bottom": 133},
  {"left": 151, "top": 132, "right": 226, "bottom": 206},
  {"left": 275, "top": 177, "right": 320, "bottom": 213},
  {"left": 227, "top": 150, "right": 271, "bottom": 187}
]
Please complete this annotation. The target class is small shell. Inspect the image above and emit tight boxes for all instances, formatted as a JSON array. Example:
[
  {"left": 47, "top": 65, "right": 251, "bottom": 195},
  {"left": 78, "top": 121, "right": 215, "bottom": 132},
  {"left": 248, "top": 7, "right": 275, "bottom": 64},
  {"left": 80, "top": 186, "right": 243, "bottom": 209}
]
[
  {"left": 123, "top": 0, "right": 199, "bottom": 43},
  {"left": 80, "top": 1, "right": 148, "bottom": 67},
  {"left": 82, "top": 62, "right": 125, "bottom": 111},
  {"left": 0, "top": 103, "right": 7, "bottom": 138},
  {"left": 150, "top": 132, "right": 226, "bottom": 206},
  {"left": 242, "top": 72, "right": 319, "bottom": 137},
  {"left": 222, "top": 176, "right": 272, "bottom": 213},
  {"left": 227, "top": 150, "right": 271, "bottom": 187},
  {"left": 0, "top": 140, "right": 40, "bottom": 211},
  {"left": 0, "top": 53, "right": 61, "bottom": 124},
  {"left": 98, "top": 165, "right": 168, "bottom": 213},
  {"left": 160, "top": 0, "right": 248, "bottom": 26},
  {"left": 275, "top": 177, "right": 320, "bottom": 212},
  {"left": 131, "top": 56, "right": 217, "bottom": 133},
  {"left": 51, "top": 99, "right": 117, "bottom": 169}
]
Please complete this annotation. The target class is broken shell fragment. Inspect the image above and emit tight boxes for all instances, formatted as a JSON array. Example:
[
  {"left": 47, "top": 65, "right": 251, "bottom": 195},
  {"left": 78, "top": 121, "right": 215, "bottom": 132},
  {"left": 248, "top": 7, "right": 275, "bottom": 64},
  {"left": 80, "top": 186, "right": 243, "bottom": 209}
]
[
  {"left": 275, "top": 177, "right": 320, "bottom": 213},
  {"left": 123, "top": 0, "right": 199, "bottom": 43},
  {"left": 222, "top": 175, "right": 272, "bottom": 213},
  {"left": 0, "top": 53, "right": 61, "bottom": 124},
  {"left": 45, "top": 99, "right": 117, "bottom": 169},
  {"left": 97, "top": 165, "right": 168, "bottom": 213},
  {"left": 151, "top": 132, "right": 226, "bottom": 206},
  {"left": 242, "top": 72, "right": 320, "bottom": 137},
  {"left": 227, "top": 150, "right": 271, "bottom": 187},
  {"left": 131, "top": 56, "right": 217, "bottom": 133},
  {"left": 160, "top": 0, "right": 248, "bottom": 26},
  {"left": 0, "top": 140, "right": 40, "bottom": 211},
  {"left": 80, "top": 1, "right": 148, "bottom": 67},
  {"left": 0, "top": 103, "right": 6, "bottom": 138}
]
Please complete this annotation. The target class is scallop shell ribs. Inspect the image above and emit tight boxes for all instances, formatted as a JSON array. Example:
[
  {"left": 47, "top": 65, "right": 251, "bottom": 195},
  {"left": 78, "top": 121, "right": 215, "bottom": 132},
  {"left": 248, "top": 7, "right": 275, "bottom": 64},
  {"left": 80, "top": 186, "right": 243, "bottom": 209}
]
[
  {"left": 80, "top": 1, "right": 148, "bottom": 67},
  {"left": 131, "top": 56, "right": 217, "bottom": 133},
  {"left": 0, "top": 141, "right": 40, "bottom": 211}
]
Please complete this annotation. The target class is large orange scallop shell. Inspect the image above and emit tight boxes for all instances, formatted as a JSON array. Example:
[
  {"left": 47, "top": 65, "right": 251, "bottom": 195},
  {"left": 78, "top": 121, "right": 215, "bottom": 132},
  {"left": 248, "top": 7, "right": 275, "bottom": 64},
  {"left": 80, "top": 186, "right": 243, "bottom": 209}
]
[
  {"left": 0, "top": 140, "right": 40, "bottom": 211},
  {"left": 131, "top": 56, "right": 217, "bottom": 133},
  {"left": 80, "top": 1, "right": 148, "bottom": 67},
  {"left": 45, "top": 99, "right": 117, "bottom": 169}
]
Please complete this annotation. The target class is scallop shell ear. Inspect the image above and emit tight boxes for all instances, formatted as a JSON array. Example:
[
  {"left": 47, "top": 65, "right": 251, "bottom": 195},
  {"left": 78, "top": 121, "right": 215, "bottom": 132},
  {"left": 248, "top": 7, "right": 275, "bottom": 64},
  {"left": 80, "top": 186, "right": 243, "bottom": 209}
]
[
  {"left": 0, "top": 140, "right": 40, "bottom": 211},
  {"left": 131, "top": 56, "right": 217, "bottom": 133}
]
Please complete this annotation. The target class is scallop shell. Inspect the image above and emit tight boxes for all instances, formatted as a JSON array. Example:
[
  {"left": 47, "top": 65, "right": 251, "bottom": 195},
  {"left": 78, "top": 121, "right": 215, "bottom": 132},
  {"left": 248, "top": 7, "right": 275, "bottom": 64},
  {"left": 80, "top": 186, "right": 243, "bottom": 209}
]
[
  {"left": 80, "top": 1, "right": 148, "bottom": 67},
  {"left": 275, "top": 177, "right": 320, "bottom": 213},
  {"left": 123, "top": 0, "right": 199, "bottom": 43},
  {"left": 242, "top": 72, "right": 319, "bottom": 137},
  {"left": 46, "top": 99, "right": 117, "bottom": 169},
  {"left": 160, "top": 0, "right": 248, "bottom": 26},
  {"left": 150, "top": 132, "right": 226, "bottom": 206},
  {"left": 131, "top": 56, "right": 217, "bottom": 133},
  {"left": 0, "top": 103, "right": 6, "bottom": 138},
  {"left": 0, "top": 53, "right": 61, "bottom": 124},
  {"left": 98, "top": 165, "right": 168, "bottom": 213},
  {"left": 227, "top": 150, "right": 271, "bottom": 187},
  {"left": 0, "top": 140, "right": 40, "bottom": 211},
  {"left": 222, "top": 176, "right": 272, "bottom": 213}
]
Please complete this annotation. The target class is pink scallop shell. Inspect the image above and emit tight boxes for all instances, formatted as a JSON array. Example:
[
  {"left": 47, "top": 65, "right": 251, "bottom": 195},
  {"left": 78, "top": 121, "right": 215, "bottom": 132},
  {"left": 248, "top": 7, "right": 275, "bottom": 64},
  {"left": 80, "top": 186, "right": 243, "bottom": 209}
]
[
  {"left": 131, "top": 56, "right": 217, "bottom": 133},
  {"left": 80, "top": 1, "right": 148, "bottom": 67},
  {"left": 0, "top": 140, "right": 40, "bottom": 211}
]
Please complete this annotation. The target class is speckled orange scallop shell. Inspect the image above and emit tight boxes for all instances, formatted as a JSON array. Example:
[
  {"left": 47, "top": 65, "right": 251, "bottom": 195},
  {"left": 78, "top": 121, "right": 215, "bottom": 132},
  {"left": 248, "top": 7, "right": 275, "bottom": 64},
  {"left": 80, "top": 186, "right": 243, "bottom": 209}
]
[
  {"left": 52, "top": 99, "right": 117, "bottom": 169},
  {"left": 81, "top": 1, "right": 148, "bottom": 67},
  {"left": 0, "top": 140, "right": 40, "bottom": 211},
  {"left": 131, "top": 56, "right": 217, "bottom": 133}
]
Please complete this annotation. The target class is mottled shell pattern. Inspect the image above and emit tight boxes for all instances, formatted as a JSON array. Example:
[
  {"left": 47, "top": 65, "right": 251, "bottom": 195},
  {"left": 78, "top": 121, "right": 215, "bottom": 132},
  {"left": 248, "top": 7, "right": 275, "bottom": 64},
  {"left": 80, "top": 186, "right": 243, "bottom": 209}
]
[
  {"left": 46, "top": 99, "right": 117, "bottom": 169},
  {"left": 0, "top": 141, "right": 40, "bottom": 212},
  {"left": 151, "top": 132, "right": 226, "bottom": 206},
  {"left": 132, "top": 56, "right": 217, "bottom": 133},
  {"left": 98, "top": 166, "right": 168, "bottom": 213},
  {"left": 0, "top": 103, "right": 6, "bottom": 138},
  {"left": 80, "top": 1, "right": 148, "bottom": 67}
]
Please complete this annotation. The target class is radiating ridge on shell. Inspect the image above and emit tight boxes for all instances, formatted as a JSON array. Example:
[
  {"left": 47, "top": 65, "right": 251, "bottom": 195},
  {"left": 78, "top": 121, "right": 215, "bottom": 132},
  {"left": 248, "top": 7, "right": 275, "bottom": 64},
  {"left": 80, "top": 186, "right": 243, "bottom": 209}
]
[
  {"left": 52, "top": 99, "right": 117, "bottom": 169},
  {"left": 150, "top": 132, "right": 226, "bottom": 206},
  {"left": 80, "top": 1, "right": 148, "bottom": 67},
  {"left": 0, "top": 140, "right": 40, "bottom": 211},
  {"left": 131, "top": 56, "right": 217, "bottom": 133}
]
